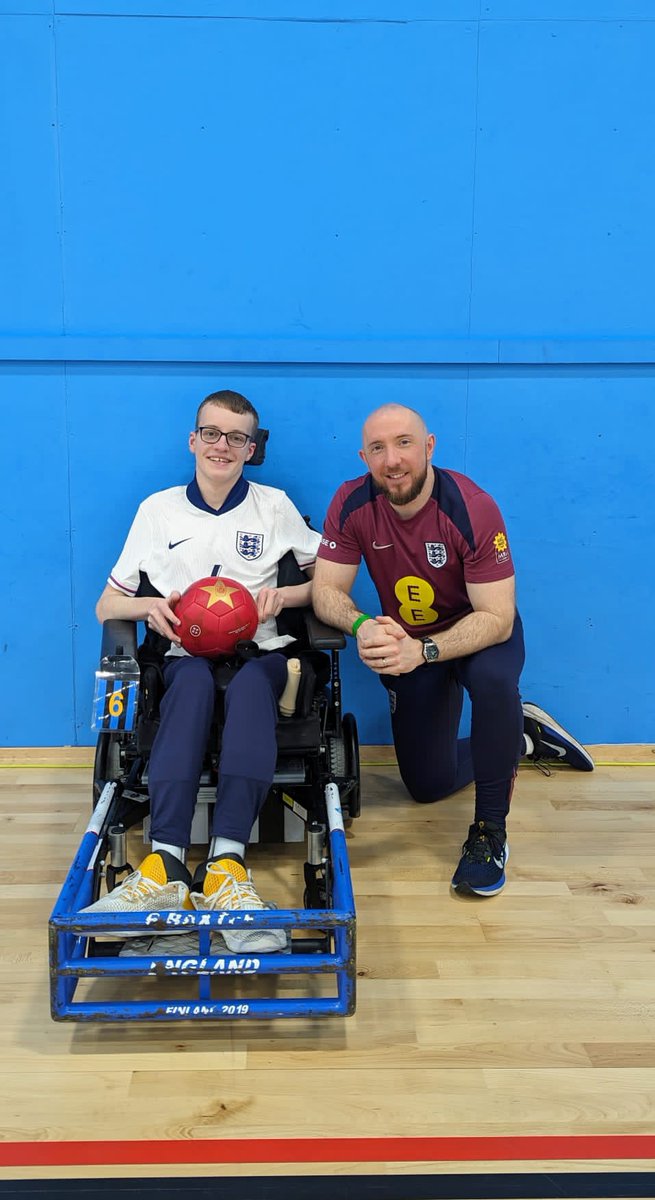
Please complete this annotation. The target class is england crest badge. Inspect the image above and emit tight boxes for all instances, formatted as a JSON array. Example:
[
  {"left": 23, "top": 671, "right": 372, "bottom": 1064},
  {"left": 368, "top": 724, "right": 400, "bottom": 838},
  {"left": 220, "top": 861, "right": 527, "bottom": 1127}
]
[
  {"left": 425, "top": 541, "right": 447, "bottom": 568},
  {"left": 236, "top": 531, "right": 264, "bottom": 560}
]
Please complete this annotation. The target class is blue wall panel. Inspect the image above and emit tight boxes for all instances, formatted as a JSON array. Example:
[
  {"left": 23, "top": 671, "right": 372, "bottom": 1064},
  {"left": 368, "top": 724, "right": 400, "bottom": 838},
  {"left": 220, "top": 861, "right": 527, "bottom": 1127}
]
[
  {"left": 50, "top": 3, "right": 478, "bottom": 19},
  {"left": 484, "top": 3, "right": 654, "bottom": 17},
  {"left": 465, "top": 368, "right": 655, "bottom": 744},
  {"left": 0, "top": 17, "right": 62, "bottom": 332},
  {"left": 55, "top": 16, "right": 478, "bottom": 338},
  {"left": 471, "top": 19, "right": 655, "bottom": 336},
  {"left": 0, "top": 4, "right": 52, "bottom": 15},
  {"left": 0, "top": 367, "right": 75, "bottom": 744}
]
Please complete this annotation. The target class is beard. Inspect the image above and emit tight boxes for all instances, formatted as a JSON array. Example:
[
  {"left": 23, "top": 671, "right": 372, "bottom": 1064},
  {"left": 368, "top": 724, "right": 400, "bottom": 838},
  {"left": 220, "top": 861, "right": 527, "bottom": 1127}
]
[{"left": 377, "top": 463, "right": 429, "bottom": 507}]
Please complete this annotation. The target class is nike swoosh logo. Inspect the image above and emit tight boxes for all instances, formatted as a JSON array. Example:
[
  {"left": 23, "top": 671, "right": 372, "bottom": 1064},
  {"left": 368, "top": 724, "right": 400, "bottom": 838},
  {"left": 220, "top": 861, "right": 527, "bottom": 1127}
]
[
  {"left": 541, "top": 740, "right": 567, "bottom": 758},
  {"left": 168, "top": 538, "right": 192, "bottom": 550},
  {"left": 372, "top": 541, "right": 394, "bottom": 550}
]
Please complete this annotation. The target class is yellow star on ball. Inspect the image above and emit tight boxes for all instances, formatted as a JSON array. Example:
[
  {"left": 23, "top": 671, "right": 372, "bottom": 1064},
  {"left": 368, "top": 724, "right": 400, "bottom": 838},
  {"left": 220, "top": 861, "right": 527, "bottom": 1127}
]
[{"left": 199, "top": 580, "right": 240, "bottom": 610}]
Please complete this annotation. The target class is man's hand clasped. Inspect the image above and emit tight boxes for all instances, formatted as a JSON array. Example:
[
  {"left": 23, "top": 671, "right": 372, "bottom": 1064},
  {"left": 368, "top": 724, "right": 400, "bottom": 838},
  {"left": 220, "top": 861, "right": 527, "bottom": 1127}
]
[{"left": 356, "top": 615, "right": 423, "bottom": 676}]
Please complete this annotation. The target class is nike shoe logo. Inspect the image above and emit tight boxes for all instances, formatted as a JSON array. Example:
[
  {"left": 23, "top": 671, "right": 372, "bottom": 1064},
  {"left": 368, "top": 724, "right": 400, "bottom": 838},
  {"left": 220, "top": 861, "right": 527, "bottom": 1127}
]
[
  {"left": 541, "top": 740, "right": 567, "bottom": 758},
  {"left": 168, "top": 538, "right": 192, "bottom": 550},
  {"left": 372, "top": 541, "right": 394, "bottom": 550}
]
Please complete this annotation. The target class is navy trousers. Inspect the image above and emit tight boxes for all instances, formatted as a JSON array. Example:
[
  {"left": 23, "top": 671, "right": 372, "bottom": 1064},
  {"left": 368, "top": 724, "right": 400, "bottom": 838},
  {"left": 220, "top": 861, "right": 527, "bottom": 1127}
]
[
  {"left": 147, "top": 652, "right": 288, "bottom": 849},
  {"left": 382, "top": 615, "right": 525, "bottom": 825}
]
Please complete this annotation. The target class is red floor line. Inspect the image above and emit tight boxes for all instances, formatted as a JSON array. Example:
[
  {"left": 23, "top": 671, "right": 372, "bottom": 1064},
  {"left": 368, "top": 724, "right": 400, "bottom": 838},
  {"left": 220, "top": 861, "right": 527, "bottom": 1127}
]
[{"left": 0, "top": 1135, "right": 654, "bottom": 1168}]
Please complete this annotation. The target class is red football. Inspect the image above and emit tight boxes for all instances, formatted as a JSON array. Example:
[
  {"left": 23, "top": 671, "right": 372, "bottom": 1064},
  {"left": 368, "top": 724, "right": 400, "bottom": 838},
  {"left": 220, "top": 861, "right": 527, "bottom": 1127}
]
[{"left": 175, "top": 577, "right": 259, "bottom": 658}]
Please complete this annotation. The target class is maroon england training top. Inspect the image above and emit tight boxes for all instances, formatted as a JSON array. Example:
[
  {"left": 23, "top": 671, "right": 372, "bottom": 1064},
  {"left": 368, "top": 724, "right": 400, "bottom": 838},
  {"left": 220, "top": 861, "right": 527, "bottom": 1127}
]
[{"left": 318, "top": 466, "right": 515, "bottom": 635}]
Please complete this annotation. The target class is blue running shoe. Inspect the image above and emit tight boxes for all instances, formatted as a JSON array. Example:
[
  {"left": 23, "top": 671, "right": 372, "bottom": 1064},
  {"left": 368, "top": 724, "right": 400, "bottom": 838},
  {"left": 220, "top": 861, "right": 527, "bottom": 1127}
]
[
  {"left": 451, "top": 820, "right": 508, "bottom": 897},
  {"left": 522, "top": 702, "right": 594, "bottom": 771}
]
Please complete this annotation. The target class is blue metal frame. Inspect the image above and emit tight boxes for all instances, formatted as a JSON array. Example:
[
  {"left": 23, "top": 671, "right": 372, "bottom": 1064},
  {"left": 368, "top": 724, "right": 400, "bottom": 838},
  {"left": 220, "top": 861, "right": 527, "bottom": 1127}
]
[{"left": 49, "top": 783, "right": 356, "bottom": 1022}]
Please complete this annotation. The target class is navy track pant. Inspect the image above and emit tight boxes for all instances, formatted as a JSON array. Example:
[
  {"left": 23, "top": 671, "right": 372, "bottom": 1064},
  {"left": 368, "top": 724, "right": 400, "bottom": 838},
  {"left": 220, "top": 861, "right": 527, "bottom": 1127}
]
[
  {"left": 382, "top": 615, "right": 525, "bottom": 825},
  {"left": 147, "top": 652, "right": 288, "bottom": 849}
]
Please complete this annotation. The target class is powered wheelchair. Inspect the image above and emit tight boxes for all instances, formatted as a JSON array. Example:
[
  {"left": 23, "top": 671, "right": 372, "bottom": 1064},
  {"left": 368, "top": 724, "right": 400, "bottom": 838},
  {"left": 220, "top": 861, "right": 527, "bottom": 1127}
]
[{"left": 49, "top": 435, "right": 360, "bottom": 1024}]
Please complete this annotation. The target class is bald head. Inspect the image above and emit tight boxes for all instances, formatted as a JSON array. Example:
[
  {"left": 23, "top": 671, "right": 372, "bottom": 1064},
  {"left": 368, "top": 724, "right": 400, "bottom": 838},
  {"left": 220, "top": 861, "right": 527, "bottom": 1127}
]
[
  {"left": 362, "top": 404, "right": 428, "bottom": 447},
  {"left": 359, "top": 404, "right": 435, "bottom": 512}
]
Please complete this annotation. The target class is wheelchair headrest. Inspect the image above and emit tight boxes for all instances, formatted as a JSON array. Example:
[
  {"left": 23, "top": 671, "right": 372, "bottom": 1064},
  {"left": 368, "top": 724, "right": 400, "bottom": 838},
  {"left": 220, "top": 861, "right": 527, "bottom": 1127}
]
[{"left": 249, "top": 428, "right": 269, "bottom": 467}]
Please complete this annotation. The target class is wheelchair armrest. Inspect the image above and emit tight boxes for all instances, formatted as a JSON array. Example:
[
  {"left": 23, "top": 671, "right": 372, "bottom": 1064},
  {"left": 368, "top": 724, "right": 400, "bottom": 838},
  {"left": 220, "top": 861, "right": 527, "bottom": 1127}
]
[
  {"left": 100, "top": 619, "right": 139, "bottom": 663},
  {"left": 303, "top": 610, "right": 346, "bottom": 651}
]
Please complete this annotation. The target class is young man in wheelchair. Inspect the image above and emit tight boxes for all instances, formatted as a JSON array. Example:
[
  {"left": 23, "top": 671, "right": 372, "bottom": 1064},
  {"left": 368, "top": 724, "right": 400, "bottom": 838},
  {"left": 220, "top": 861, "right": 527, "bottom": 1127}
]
[{"left": 81, "top": 389, "right": 321, "bottom": 952}]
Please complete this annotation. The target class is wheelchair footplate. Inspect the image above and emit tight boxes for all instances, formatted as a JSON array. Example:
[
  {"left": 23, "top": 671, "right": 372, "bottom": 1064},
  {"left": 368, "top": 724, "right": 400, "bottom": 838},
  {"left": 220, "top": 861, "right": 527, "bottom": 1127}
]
[{"left": 49, "top": 782, "right": 356, "bottom": 1022}]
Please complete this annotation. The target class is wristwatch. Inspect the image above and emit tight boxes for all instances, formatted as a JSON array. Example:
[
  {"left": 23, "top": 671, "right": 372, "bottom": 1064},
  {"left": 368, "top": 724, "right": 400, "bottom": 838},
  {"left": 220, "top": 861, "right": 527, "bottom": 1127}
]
[{"left": 420, "top": 636, "right": 440, "bottom": 663}]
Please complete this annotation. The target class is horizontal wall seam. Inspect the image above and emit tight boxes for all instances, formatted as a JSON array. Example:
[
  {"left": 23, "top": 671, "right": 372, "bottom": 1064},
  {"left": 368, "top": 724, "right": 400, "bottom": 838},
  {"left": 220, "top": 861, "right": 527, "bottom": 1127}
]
[{"left": 1, "top": 336, "right": 655, "bottom": 365}]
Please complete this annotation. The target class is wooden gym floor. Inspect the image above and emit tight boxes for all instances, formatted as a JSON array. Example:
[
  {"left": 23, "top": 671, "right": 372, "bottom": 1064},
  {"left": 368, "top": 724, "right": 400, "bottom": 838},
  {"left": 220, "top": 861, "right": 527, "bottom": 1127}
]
[{"left": 0, "top": 745, "right": 654, "bottom": 1198}]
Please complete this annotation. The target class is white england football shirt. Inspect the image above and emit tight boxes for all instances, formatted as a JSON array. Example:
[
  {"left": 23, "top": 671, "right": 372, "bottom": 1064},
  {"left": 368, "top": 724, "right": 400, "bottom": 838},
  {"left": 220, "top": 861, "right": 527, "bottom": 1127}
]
[{"left": 109, "top": 476, "right": 320, "bottom": 651}]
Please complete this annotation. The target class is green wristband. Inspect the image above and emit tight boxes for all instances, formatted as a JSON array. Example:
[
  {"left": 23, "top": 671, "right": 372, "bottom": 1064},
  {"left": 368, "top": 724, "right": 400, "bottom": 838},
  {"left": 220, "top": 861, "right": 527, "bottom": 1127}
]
[{"left": 351, "top": 614, "right": 373, "bottom": 637}]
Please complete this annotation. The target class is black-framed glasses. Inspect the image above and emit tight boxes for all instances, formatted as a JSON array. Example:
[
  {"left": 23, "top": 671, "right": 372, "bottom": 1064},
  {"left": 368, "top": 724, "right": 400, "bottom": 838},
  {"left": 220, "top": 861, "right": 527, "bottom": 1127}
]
[{"left": 196, "top": 426, "right": 253, "bottom": 448}]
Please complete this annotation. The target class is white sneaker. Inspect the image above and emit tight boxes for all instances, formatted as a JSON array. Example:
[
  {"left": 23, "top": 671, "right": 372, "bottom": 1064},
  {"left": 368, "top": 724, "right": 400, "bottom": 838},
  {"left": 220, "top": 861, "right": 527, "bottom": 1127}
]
[
  {"left": 190, "top": 857, "right": 288, "bottom": 953},
  {"left": 79, "top": 851, "right": 193, "bottom": 925}
]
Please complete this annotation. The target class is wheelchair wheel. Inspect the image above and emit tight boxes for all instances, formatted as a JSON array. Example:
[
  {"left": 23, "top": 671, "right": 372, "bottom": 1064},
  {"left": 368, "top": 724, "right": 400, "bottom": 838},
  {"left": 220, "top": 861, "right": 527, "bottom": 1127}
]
[
  {"left": 303, "top": 861, "right": 329, "bottom": 910},
  {"left": 327, "top": 735, "right": 351, "bottom": 824},
  {"left": 328, "top": 736, "right": 346, "bottom": 777},
  {"left": 342, "top": 712, "right": 361, "bottom": 819},
  {"left": 93, "top": 733, "right": 122, "bottom": 806}
]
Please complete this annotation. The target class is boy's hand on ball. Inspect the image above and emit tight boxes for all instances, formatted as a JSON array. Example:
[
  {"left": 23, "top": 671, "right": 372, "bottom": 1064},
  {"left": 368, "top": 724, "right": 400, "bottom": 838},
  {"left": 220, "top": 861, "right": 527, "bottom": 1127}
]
[{"left": 147, "top": 593, "right": 182, "bottom": 644}]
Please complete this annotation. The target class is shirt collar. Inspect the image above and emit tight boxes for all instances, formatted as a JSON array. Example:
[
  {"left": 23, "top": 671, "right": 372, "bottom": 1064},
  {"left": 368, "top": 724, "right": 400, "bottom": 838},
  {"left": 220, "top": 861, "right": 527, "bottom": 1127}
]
[{"left": 186, "top": 474, "right": 249, "bottom": 515}]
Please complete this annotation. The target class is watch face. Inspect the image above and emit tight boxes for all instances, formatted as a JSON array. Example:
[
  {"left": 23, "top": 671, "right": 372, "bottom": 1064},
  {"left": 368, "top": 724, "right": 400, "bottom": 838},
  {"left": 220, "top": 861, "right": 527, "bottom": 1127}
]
[{"left": 422, "top": 638, "right": 439, "bottom": 662}]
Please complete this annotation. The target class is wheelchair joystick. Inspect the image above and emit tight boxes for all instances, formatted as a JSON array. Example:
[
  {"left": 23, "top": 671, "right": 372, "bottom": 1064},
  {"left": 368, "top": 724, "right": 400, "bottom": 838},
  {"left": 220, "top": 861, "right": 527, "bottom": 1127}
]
[{"left": 106, "top": 823, "right": 133, "bottom": 892}]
